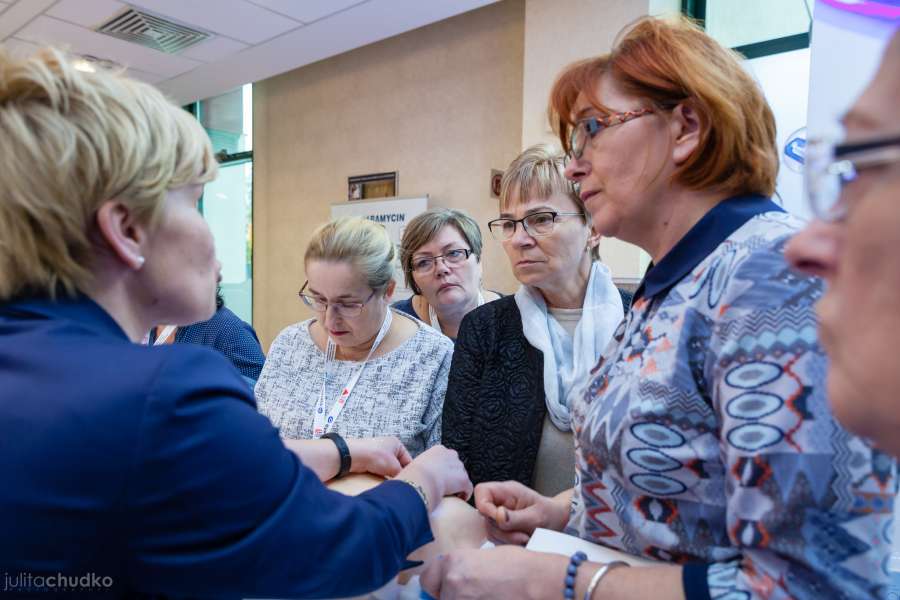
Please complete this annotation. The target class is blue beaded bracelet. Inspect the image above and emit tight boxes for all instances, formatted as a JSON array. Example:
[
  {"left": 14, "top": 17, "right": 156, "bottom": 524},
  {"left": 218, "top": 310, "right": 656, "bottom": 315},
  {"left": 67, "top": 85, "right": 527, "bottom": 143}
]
[{"left": 564, "top": 551, "right": 587, "bottom": 599}]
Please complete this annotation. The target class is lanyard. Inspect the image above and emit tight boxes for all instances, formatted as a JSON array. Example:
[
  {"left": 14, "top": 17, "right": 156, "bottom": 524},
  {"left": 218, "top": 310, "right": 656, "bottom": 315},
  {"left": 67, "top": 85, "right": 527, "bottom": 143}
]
[
  {"left": 313, "top": 308, "right": 393, "bottom": 437},
  {"left": 428, "top": 291, "right": 485, "bottom": 331},
  {"left": 153, "top": 325, "right": 177, "bottom": 346}
]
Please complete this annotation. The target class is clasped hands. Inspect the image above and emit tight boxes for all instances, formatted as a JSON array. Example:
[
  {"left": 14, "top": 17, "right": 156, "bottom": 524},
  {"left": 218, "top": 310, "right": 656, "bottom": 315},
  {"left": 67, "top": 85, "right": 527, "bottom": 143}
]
[{"left": 419, "top": 480, "right": 574, "bottom": 600}]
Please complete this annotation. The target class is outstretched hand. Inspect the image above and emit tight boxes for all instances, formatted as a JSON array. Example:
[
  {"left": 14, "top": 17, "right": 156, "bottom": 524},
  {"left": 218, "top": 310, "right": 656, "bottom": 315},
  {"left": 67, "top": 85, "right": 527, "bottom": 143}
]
[{"left": 475, "top": 481, "right": 569, "bottom": 545}]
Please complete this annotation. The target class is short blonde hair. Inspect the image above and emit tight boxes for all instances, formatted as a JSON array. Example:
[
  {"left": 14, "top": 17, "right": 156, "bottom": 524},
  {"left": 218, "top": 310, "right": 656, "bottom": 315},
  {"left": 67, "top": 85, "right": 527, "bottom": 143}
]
[
  {"left": 400, "top": 208, "right": 483, "bottom": 294},
  {"left": 500, "top": 143, "right": 598, "bottom": 259},
  {"left": 305, "top": 217, "right": 396, "bottom": 292},
  {"left": 0, "top": 47, "right": 217, "bottom": 301},
  {"left": 549, "top": 16, "right": 777, "bottom": 197}
]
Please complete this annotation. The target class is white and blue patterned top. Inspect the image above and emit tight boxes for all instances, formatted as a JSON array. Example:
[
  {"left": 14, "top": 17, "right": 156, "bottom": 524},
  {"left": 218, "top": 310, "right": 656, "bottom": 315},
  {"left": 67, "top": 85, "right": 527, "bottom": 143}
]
[{"left": 566, "top": 194, "right": 897, "bottom": 599}]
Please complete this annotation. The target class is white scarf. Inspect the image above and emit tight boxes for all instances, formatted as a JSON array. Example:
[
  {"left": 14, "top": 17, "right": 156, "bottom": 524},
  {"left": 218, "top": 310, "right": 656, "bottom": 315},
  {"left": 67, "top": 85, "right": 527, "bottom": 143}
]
[{"left": 515, "top": 262, "right": 623, "bottom": 431}]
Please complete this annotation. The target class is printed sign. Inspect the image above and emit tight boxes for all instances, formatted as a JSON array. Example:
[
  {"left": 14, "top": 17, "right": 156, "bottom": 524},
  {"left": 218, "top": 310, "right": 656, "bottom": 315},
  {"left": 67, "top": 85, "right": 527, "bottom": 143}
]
[{"left": 331, "top": 196, "right": 429, "bottom": 299}]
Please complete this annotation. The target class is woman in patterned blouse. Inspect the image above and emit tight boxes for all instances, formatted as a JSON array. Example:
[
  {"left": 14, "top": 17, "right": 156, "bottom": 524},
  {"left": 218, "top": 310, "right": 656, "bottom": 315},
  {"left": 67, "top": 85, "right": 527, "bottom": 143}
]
[
  {"left": 255, "top": 217, "right": 454, "bottom": 456},
  {"left": 422, "top": 16, "right": 895, "bottom": 600}
]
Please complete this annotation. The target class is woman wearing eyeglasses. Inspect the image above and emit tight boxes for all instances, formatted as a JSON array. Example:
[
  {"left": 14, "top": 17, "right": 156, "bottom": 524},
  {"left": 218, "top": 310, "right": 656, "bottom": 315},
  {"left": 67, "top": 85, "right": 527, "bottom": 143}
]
[
  {"left": 255, "top": 217, "right": 454, "bottom": 457},
  {"left": 441, "top": 143, "right": 630, "bottom": 497},
  {"left": 0, "top": 49, "right": 473, "bottom": 598},
  {"left": 423, "top": 17, "right": 892, "bottom": 600},
  {"left": 394, "top": 208, "right": 501, "bottom": 341},
  {"left": 785, "top": 28, "right": 900, "bottom": 489}
]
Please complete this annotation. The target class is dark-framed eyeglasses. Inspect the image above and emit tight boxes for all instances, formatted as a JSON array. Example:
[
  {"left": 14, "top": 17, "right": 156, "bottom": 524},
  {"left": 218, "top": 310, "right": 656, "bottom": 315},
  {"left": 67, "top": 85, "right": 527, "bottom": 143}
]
[
  {"left": 298, "top": 281, "right": 377, "bottom": 317},
  {"left": 487, "top": 211, "right": 585, "bottom": 241},
  {"left": 409, "top": 248, "right": 472, "bottom": 274},
  {"left": 568, "top": 108, "right": 655, "bottom": 160},
  {"left": 806, "top": 134, "right": 900, "bottom": 222}
]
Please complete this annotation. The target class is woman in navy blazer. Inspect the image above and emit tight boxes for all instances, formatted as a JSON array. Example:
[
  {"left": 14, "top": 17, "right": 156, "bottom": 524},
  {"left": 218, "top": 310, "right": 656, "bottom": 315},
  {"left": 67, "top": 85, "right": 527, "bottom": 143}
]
[{"left": 0, "top": 47, "right": 471, "bottom": 598}]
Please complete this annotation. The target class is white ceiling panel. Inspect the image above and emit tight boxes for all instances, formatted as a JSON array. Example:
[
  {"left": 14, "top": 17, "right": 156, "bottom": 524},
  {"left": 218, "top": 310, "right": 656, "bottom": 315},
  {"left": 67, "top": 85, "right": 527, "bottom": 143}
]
[
  {"left": 1, "top": 34, "right": 167, "bottom": 84},
  {"left": 45, "top": 0, "right": 126, "bottom": 29},
  {"left": 0, "top": 0, "right": 56, "bottom": 39},
  {"left": 125, "top": 66, "right": 169, "bottom": 84},
  {"left": 248, "top": 0, "right": 365, "bottom": 24},
  {"left": 179, "top": 35, "right": 248, "bottom": 63},
  {"left": 17, "top": 16, "right": 204, "bottom": 77},
  {"left": 160, "top": 0, "right": 497, "bottom": 103},
  {"left": 2, "top": 0, "right": 501, "bottom": 105},
  {"left": 0, "top": 36, "right": 43, "bottom": 57},
  {"left": 127, "top": 0, "right": 302, "bottom": 44}
]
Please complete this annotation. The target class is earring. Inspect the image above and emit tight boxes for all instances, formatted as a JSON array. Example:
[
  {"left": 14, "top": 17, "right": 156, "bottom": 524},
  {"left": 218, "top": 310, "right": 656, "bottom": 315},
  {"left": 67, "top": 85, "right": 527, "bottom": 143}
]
[{"left": 135, "top": 256, "right": 146, "bottom": 269}]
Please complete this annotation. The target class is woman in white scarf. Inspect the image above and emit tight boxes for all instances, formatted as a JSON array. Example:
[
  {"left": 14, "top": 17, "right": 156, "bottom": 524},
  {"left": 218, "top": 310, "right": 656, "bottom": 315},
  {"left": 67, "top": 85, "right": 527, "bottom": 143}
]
[{"left": 442, "top": 143, "right": 628, "bottom": 497}]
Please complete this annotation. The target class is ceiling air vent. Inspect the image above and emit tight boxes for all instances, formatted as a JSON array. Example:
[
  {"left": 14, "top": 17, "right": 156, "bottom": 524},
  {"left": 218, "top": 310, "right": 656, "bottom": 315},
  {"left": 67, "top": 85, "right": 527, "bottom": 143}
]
[{"left": 95, "top": 7, "right": 210, "bottom": 54}]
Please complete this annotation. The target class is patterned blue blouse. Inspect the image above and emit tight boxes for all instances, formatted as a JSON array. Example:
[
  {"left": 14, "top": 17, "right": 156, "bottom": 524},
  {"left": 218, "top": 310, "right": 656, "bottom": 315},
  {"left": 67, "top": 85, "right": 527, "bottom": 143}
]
[{"left": 566, "top": 195, "right": 897, "bottom": 599}]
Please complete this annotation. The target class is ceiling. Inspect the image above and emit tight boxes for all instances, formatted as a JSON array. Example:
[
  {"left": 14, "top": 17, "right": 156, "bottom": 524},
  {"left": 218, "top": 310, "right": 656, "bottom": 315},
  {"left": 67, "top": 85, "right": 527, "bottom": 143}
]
[{"left": 0, "top": 0, "right": 497, "bottom": 104}]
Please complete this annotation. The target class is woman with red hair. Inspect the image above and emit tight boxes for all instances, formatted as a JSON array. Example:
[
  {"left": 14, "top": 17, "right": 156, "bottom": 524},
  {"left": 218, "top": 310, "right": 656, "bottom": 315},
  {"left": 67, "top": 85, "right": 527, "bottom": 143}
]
[{"left": 422, "top": 16, "right": 894, "bottom": 600}]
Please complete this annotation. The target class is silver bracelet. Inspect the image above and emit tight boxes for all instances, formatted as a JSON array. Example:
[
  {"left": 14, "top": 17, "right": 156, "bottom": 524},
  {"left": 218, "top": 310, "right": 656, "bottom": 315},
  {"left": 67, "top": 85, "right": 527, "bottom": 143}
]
[
  {"left": 583, "top": 561, "right": 628, "bottom": 600},
  {"left": 396, "top": 479, "right": 429, "bottom": 511}
]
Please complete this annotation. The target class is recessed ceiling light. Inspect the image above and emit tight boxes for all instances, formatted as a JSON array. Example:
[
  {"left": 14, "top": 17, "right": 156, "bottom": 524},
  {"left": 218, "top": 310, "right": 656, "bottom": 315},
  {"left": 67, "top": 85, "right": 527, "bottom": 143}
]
[
  {"left": 73, "top": 54, "right": 121, "bottom": 73},
  {"left": 73, "top": 59, "right": 95, "bottom": 73}
]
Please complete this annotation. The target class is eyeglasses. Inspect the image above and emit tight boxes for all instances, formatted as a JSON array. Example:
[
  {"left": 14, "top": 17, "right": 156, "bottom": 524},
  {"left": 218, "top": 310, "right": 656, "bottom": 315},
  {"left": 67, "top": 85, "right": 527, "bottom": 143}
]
[
  {"left": 568, "top": 108, "right": 655, "bottom": 160},
  {"left": 487, "top": 211, "right": 585, "bottom": 241},
  {"left": 298, "top": 281, "right": 377, "bottom": 317},
  {"left": 410, "top": 248, "right": 472, "bottom": 274},
  {"left": 806, "top": 134, "right": 900, "bottom": 222}
]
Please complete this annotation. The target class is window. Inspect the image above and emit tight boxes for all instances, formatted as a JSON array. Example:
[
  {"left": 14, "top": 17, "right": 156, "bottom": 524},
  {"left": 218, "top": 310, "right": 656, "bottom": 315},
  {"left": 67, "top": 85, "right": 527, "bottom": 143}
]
[
  {"left": 187, "top": 84, "right": 254, "bottom": 325},
  {"left": 683, "top": 0, "right": 812, "bottom": 58},
  {"left": 682, "top": 0, "right": 814, "bottom": 216}
]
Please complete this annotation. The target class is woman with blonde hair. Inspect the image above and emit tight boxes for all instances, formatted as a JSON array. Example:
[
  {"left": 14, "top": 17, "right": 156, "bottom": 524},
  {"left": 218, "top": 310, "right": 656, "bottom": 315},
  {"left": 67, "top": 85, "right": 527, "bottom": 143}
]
[
  {"left": 256, "top": 216, "right": 454, "bottom": 456},
  {"left": 423, "top": 16, "right": 893, "bottom": 600},
  {"left": 0, "top": 48, "right": 471, "bottom": 598}
]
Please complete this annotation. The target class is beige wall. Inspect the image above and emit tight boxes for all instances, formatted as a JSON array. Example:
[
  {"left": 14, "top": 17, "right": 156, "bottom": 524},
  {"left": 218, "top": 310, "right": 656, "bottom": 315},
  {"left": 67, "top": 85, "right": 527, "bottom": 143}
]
[
  {"left": 521, "top": 0, "right": 656, "bottom": 283},
  {"left": 254, "top": 1, "right": 525, "bottom": 349},
  {"left": 520, "top": 0, "right": 650, "bottom": 149}
]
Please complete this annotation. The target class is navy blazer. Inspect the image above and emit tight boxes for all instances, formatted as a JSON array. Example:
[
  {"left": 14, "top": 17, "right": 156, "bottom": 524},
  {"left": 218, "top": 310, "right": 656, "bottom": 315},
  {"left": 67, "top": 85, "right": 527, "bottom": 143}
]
[{"left": 0, "top": 296, "right": 431, "bottom": 598}]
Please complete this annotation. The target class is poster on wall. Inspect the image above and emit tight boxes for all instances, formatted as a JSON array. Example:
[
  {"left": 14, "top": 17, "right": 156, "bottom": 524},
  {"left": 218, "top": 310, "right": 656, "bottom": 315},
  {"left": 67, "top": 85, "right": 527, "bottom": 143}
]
[{"left": 331, "top": 196, "right": 429, "bottom": 300}]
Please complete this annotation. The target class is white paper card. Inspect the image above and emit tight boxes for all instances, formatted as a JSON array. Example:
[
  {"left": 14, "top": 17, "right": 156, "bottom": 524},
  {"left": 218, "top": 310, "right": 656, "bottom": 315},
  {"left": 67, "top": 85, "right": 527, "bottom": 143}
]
[{"left": 525, "top": 528, "right": 658, "bottom": 568}]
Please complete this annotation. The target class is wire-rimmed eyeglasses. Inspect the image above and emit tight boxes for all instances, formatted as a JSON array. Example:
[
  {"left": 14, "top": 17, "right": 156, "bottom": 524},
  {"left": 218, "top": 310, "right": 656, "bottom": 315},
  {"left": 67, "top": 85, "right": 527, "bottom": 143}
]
[
  {"left": 487, "top": 211, "right": 585, "bottom": 241},
  {"left": 409, "top": 248, "right": 472, "bottom": 274},
  {"left": 806, "top": 134, "right": 900, "bottom": 222},
  {"left": 298, "top": 281, "right": 376, "bottom": 317}
]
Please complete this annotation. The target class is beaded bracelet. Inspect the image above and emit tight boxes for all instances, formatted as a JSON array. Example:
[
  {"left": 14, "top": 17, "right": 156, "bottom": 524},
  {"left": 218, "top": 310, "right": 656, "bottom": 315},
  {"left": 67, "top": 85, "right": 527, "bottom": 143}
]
[{"left": 563, "top": 551, "right": 587, "bottom": 599}]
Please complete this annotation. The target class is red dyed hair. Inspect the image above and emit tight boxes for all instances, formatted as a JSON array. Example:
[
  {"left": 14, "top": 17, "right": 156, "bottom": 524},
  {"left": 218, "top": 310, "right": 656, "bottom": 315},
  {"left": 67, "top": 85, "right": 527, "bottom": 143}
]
[{"left": 549, "top": 16, "right": 778, "bottom": 197}]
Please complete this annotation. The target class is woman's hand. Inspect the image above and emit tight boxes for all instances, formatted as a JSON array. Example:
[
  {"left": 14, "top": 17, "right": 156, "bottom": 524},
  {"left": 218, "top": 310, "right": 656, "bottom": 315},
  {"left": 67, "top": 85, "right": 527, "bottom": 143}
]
[
  {"left": 420, "top": 546, "right": 563, "bottom": 600},
  {"left": 396, "top": 445, "right": 473, "bottom": 511},
  {"left": 345, "top": 436, "right": 412, "bottom": 478},
  {"left": 474, "top": 481, "right": 571, "bottom": 545}
]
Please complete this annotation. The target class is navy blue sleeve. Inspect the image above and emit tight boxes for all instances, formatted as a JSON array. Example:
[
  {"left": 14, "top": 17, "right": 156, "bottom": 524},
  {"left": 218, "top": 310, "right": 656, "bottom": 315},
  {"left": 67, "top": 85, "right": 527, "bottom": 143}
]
[
  {"left": 682, "top": 563, "right": 711, "bottom": 600},
  {"left": 214, "top": 308, "right": 266, "bottom": 381},
  {"left": 391, "top": 297, "right": 420, "bottom": 320},
  {"left": 123, "top": 346, "right": 433, "bottom": 599}
]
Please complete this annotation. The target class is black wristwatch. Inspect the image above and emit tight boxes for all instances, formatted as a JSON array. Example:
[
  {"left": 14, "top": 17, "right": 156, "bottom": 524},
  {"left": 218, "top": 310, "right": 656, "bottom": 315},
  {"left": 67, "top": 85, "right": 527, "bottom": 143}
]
[{"left": 321, "top": 432, "right": 352, "bottom": 479}]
